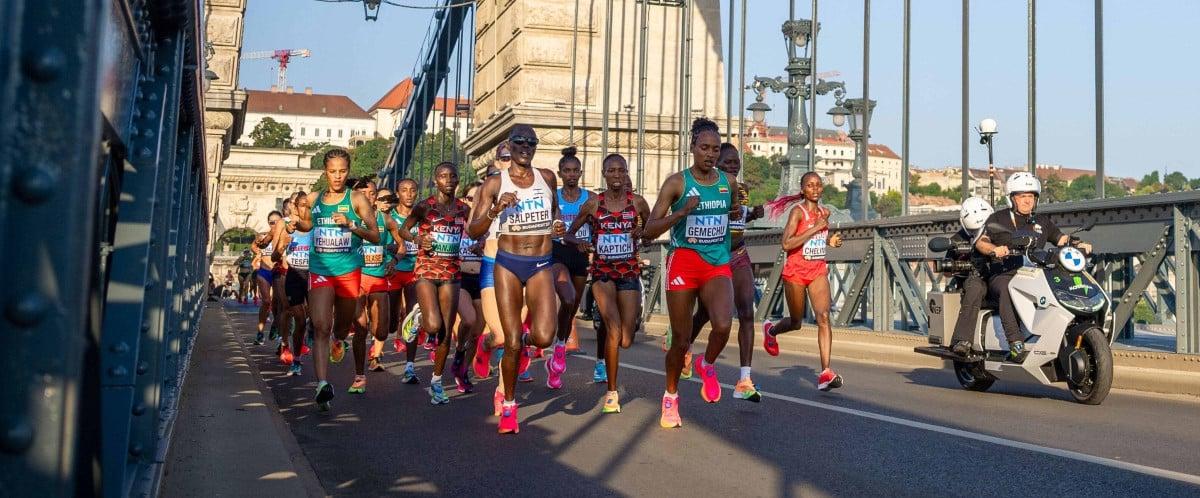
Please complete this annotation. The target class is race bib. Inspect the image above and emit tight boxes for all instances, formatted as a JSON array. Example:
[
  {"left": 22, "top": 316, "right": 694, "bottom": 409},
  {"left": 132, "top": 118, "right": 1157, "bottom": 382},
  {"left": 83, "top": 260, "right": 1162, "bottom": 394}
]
[
  {"left": 362, "top": 245, "right": 385, "bottom": 267},
  {"left": 728, "top": 206, "right": 748, "bottom": 233},
  {"left": 684, "top": 214, "right": 727, "bottom": 245},
  {"left": 459, "top": 238, "right": 481, "bottom": 262},
  {"left": 286, "top": 242, "right": 310, "bottom": 270},
  {"left": 431, "top": 231, "right": 462, "bottom": 258},
  {"left": 803, "top": 232, "right": 827, "bottom": 260},
  {"left": 596, "top": 233, "right": 634, "bottom": 260},
  {"left": 314, "top": 227, "right": 352, "bottom": 253}
]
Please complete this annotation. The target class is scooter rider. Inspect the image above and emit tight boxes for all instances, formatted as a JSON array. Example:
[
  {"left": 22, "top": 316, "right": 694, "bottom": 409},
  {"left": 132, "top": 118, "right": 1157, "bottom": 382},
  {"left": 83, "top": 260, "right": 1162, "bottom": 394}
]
[
  {"left": 948, "top": 196, "right": 994, "bottom": 357},
  {"left": 974, "top": 172, "right": 1093, "bottom": 358}
]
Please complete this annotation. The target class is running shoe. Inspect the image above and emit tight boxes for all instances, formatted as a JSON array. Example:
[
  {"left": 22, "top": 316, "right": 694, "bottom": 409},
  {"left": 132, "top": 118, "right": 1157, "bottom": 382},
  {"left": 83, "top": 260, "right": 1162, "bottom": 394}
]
[
  {"left": 518, "top": 342, "right": 532, "bottom": 376},
  {"left": 453, "top": 356, "right": 473, "bottom": 393},
  {"left": 695, "top": 356, "right": 721, "bottom": 403},
  {"left": 429, "top": 382, "right": 450, "bottom": 405},
  {"left": 427, "top": 340, "right": 438, "bottom": 362},
  {"left": 367, "top": 355, "right": 383, "bottom": 372},
  {"left": 498, "top": 403, "right": 519, "bottom": 434},
  {"left": 532, "top": 347, "right": 545, "bottom": 359},
  {"left": 401, "top": 308, "right": 422, "bottom": 343},
  {"left": 680, "top": 351, "right": 693, "bottom": 379},
  {"left": 268, "top": 324, "right": 280, "bottom": 342},
  {"left": 422, "top": 332, "right": 435, "bottom": 351},
  {"left": 660, "top": 394, "right": 681, "bottom": 428},
  {"left": 279, "top": 345, "right": 294, "bottom": 366},
  {"left": 348, "top": 375, "right": 366, "bottom": 394},
  {"left": 762, "top": 320, "right": 780, "bottom": 356},
  {"left": 517, "top": 370, "right": 533, "bottom": 383},
  {"left": 300, "top": 344, "right": 311, "bottom": 357},
  {"left": 493, "top": 388, "right": 505, "bottom": 417},
  {"left": 473, "top": 333, "right": 491, "bottom": 379},
  {"left": 330, "top": 340, "right": 346, "bottom": 364},
  {"left": 733, "top": 378, "right": 762, "bottom": 402},
  {"left": 549, "top": 342, "right": 567, "bottom": 374},
  {"left": 287, "top": 362, "right": 302, "bottom": 377},
  {"left": 253, "top": 331, "right": 264, "bottom": 346},
  {"left": 545, "top": 361, "right": 562, "bottom": 389},
  {"left": 393, "top": 337, "right": 405, "bottom": 354},
  {"left": 593, "top": 360, "right": 607, "bottom": 383},
  {"left": 315, "top": 381, "right": 334, "bottom": 411},
  {"left": 402, "top": 363, "right": 419, "bottom": 385},
  {"left": 602, "top": 391, "right": 621, "bottom": 414},
  {"left": 817, "top": 368, "right": 843, "bottom": 392},
  {"left": 253, "top": 296, "right": 259, "bottom": 306}
]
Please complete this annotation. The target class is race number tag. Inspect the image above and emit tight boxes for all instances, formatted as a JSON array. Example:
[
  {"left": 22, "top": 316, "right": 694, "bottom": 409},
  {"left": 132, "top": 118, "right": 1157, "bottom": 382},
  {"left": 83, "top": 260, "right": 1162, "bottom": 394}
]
[
  {"left": 314, "top": 227, "right": 352, "bottom": 253},
  {"left": 362, "top": 245, "right": 385, "bottom": 267},
  {"left": 803, "top": 233, "right": 827, "bottom": 260},
  {"left": 431, "top": 230, "right": 462, "bottom": 258},
  {"left": 596, "top": 233, "right": 633, "bottom": 260},
  {"left": 684, "top": 214, "right": 727, "bottom": 245}
]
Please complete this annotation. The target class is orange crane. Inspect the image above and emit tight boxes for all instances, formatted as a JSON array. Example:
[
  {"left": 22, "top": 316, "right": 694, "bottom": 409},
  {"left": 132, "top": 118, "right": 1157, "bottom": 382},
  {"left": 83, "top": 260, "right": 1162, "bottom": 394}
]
[{"left": 243, "top": 48, "right": 311, "bottom": 88}]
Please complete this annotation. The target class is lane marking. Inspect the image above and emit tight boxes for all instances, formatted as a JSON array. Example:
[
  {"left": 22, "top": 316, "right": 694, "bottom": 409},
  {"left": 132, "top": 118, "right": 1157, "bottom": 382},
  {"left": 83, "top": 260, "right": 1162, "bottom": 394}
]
[{"left": 615, "top": 360, "right": 1200, "bottom": 487}]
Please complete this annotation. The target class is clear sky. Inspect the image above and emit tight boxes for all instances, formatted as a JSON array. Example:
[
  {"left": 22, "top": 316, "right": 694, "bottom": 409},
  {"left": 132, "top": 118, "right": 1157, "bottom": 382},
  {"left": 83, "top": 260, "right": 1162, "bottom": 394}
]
[{"left": 239, "top": 0, "right": 1198, "bottom": 180}]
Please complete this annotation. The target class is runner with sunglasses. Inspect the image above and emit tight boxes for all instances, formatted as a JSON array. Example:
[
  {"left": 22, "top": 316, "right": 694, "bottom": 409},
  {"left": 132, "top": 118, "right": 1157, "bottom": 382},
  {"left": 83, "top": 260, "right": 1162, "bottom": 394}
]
[
  {"left": 398, "top": 162, "right": 472, "bottom": 405},
  {"left": 643, "top": 118, "right": 741, "bottom": 428},
  {"left": 252, "top": 211, "right": 283, "bottom": 345},
  {"left": 468, "top": 126, "right": 566, "bottom": 433},
  {"left": 451, "top": 180, "right": 485, "bottom": 393},
  {"left": 293, "top": 149, "right": 381, "bottom": 411},
  {"left": 545, "top": 146, "right": 592, "bottom": 389},
  {"left": 272, "top": 191, "right": 313, "bottom": 375}
]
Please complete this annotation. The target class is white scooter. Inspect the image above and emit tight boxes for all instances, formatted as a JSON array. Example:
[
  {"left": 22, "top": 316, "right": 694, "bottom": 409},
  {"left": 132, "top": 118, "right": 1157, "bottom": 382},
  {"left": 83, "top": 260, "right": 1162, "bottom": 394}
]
[{"left": 915, "top": 220, "right": 1114, "bottom": 405}]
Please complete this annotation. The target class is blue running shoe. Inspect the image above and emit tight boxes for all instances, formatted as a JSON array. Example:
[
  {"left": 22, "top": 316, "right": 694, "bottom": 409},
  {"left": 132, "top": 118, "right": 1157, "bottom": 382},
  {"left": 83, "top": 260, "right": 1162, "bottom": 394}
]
[
  {"left": 429, "top": 382, "right": 450, "bottom": 405},
  {"left": 593, "top": 360, "right": 608, "bottom": 383}
]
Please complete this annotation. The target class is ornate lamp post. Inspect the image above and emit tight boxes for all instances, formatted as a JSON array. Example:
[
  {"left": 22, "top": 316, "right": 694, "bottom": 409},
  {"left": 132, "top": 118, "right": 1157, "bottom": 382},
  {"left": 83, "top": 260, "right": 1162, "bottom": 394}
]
[
  {"left": 830, "top": 97, "right": 876, "bottom": 221},
  {"left": 749, "top": 16, "right": 845, "bottom": 196}
]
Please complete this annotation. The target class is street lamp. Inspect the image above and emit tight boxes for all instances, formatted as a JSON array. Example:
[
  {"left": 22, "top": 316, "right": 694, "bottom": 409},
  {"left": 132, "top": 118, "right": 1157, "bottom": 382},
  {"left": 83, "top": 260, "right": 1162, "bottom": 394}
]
[
  {"left": 975, "top": 118, "right": 998, "bottom": 206},
  {"left": 750, "top": 12, "right": 845, "bottom": 197},
  {"left": 830, "top": 97, "right": 876, "bottom": 221}
]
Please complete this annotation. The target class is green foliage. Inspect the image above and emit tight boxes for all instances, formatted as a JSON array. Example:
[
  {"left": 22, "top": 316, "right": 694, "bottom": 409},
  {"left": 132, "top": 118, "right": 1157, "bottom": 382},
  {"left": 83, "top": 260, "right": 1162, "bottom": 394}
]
[
  {"left": 310, "top": 138, "right": 395, "bottom": 191},
  {"left": 739, "top": 154, "right": 783, "bottom": 207},
  {"left": 1164, "top": 171, "right": 1189, "bottom": 191},
  {"left": 1060, "top": 174, "right": 1128, "bottom": 201},
  {"left": 1138, "top": 171, "right": 1160, "bottom": 188},
  {"left": 248, "top": 117, "right": 294, "bottom": 148},
  {"left": 298, "top": 141, "right": 330, "bottom": 152},
  {"left": 1191, "top": 178, "right": 1200, "bottom": 190},
  {"left": 908, "top": 174, "right": 962, "bottom": 203},
  {"left": 405, "top": 129, "right": 473, "bottom": 196},
  {"left": 871, "top": 190, "right": 903, "bottom": 217},
  {"left": 218, "top": 228, "right": 258, "bottom": 253},
  {"left": 1133, "top": 299, "right": 1159, "bottom": 325},
  {"left": 1040, "top": 174, "right": 1069, "bottom": 203}
]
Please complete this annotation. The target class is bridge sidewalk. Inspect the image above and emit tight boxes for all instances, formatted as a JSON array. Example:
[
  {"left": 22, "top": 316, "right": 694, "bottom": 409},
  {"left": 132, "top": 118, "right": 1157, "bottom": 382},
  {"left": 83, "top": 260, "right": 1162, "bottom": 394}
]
[
  {"left": 640, "top": 314, "right": 1200, "bottom": 398},
  {"left": 159, "top": 302, "right": 324, "bottom": 497}
]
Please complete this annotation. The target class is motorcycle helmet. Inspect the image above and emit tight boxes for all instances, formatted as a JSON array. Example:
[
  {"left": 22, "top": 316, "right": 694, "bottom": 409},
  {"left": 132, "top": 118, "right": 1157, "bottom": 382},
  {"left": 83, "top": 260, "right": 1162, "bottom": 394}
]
[
  {"left": 1005, "top": 171, "right": 1041, "bottom": 206},
  {"left": 959, "top": 196, "right": 994, "bottom": 234}
]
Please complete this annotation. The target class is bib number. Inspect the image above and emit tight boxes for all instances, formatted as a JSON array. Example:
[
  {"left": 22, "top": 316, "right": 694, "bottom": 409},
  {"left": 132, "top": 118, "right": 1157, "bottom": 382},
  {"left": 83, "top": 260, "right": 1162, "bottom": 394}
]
[
  {"left": 596, "top": 233, "right": 633, "bottom": 260},
  {"left": 684, "top": 214, "right": 727, "bottom": 245},
  {"left": 362, "top": 245, "right": 385, "bottom": 267},
  {"left": 803, "top": 233, "right": 827, "bottom": 260},
  {"left": 431, "top": 231, "right": 462, "bottom": 258},
  {"left": 314, "top": 227, "right": 352, "bottom": 253}
]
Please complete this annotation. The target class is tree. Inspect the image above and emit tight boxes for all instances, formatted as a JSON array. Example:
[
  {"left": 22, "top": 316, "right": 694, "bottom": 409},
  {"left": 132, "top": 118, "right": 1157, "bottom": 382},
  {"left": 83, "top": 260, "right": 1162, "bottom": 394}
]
[
  {"left": 871, "top": 190, "right": 903, "bottom": 217},
  {"left": 248, "top": 117, "right": 294, "bottom": 148},
  {"left": 1041, "top": 174, "right": 1069, "bottom": 203},
  {"left": 1164, "top": 171, "right": 1189, "bottom": 192},
  {"left": 310, "top": 138, "right": 395, "bottom": 191},
  {"left": 1138, "top": 171, "right": 1160, "bottom": 189},
  {"left": 1190, "top": 178, "right": 1200, "bottom": 190}
]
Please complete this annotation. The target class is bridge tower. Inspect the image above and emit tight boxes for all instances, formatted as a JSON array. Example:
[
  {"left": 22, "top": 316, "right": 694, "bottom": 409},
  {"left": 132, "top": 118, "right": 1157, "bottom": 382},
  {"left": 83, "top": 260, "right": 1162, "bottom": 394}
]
[{"left": 203, "top": 0, "right": 250, "bottom": 255}]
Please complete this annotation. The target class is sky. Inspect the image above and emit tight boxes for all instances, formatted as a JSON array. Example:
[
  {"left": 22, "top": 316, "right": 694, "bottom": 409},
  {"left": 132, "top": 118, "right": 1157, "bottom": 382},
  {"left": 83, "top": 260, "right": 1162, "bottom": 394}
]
[{"left": 239, "top": 0, "right": 1198, "bottom": 180}]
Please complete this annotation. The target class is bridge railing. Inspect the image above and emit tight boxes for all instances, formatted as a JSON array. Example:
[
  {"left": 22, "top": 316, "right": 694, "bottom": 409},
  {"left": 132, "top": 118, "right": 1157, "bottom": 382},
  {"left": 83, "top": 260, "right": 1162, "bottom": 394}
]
[
  {"left": 0, "top": 1, "right": 210, "bottom": 496},
  {"left": 640, "top": 191, "right": 1200, "bottom": 354}
]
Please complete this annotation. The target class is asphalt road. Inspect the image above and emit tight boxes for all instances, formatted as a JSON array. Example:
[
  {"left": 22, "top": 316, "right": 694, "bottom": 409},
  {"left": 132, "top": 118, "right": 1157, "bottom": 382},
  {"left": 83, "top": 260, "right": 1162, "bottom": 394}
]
[{"left": 225, "top": 303, "right": 1200, "bottom": 497}]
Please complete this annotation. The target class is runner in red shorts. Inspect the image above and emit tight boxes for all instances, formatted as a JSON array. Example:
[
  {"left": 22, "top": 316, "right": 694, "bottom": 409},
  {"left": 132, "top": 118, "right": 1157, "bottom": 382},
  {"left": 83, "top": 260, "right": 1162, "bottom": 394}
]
[
  {"left": 293, "top": 149, "right": 380, "bottom": 410},
  {"left": 398, "top": 162, "right": 472, "bottom": 406},
  {"left": 762, "top": 171, "right": 845, "bottom": 391},
  {"left": 643, "top": 118, "right": 741, "bottom": 428}
]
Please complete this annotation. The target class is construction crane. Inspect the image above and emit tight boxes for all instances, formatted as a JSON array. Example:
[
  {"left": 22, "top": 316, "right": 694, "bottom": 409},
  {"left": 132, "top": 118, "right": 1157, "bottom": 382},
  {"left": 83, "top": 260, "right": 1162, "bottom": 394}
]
[{"left": 243, "top": 48, "right": 311, "bottom": 88}]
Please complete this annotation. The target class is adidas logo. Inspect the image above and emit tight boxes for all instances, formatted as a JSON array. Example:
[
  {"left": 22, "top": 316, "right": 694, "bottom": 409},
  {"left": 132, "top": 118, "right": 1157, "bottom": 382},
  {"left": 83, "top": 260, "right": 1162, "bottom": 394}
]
[
  {"left": 686, "top": 187, "right": 701, "bottom": 197},
  {"left": 670, "top": 276, "right": 686, "bottom": 286}
]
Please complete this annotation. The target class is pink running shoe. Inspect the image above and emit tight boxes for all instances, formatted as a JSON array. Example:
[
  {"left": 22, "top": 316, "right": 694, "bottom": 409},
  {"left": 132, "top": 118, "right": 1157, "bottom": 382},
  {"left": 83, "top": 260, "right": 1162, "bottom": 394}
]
[
  {"left": 518, "top": 343, "right": 532, "bottom": 375},
  {"left": 695, "top": 356, "right": 722, "bottom": 403},
  {"left": 394, "top": 338, "right": 405, "bottom": 354},
  {"left": 473, "top": 333, "right": 491, "bottom": 379},
  {"left": 545, "top": 360, "right": 562, "bottom": 389},
  {"left": 817, "top": 368, "right": 844, "bottom": 392},
  {"left": 660, "top": 395, "right": 682, "bottom": 428},
  {"left": 550, "top": 343, "right": 567, "bottom": 374},
  {"left": 762, "top": 320, "right": 780, "bottom": 356},
  {"left": 498, "top": 403, "right": 519, "bottom": 434}
]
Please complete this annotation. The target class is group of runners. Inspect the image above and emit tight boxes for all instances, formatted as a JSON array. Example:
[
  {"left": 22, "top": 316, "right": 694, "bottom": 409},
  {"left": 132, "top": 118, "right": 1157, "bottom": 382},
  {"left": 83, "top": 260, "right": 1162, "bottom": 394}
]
[{"left": 239, "top": 118, "right": 843, "bottom": 434}]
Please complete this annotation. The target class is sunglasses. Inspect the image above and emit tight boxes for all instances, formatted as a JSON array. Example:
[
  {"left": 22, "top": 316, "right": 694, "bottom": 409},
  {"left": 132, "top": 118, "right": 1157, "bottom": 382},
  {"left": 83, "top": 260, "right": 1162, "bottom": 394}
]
[
  {"left": 378, "top": 195, "right": 399, "bottom": 203},
  {"left": 508, "top": 136, "right": 538, "bottom": 147}
]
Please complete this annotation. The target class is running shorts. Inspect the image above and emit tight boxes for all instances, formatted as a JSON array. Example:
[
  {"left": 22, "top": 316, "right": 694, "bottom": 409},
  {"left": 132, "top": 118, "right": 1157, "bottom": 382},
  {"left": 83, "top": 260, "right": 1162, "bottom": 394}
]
[
  {"left": 461, "top": 272, "right": 482, "bottom": 300},
  {"left": 480, "top": 255, "right": 495, "bottom": 290},
  {"left": 729, "top": 246, "right": 752, "bottom": 272},
  {"left": 593, "top": 275, "right": 641, "bottom": 292},
  {"left": 360, "top": 273, "right": 389, "bottom": 295},
  {"left": 310, "top": 269, "right": 361, "bottom": 299},
  {"left": 552, "top": 241, "right": 590, "bottom": 278},
  {"left": 284, "top": 268, "right": 309, "bottom": 307},
  {"left": 665, "top": 248, "right": 731, "bottom": 291},
  {"left": 387, "top": 270, "right": 415, "bottom": 291}
]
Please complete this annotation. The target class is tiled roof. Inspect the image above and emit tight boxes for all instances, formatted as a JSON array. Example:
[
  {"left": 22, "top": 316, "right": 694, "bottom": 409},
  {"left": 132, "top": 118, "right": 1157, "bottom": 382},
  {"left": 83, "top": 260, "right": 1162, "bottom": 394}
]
[
  {"left": 245, "top": 89, "right": 369, "bottom": 119},
  {"left": 368, "top": 77, "right": 470, "bottom": 116}
]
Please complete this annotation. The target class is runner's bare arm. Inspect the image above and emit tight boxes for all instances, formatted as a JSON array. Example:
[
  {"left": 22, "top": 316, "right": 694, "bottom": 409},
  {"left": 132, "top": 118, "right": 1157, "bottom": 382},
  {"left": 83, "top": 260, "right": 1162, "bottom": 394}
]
[
  {"left": 351, "top": 191, "right": 381, "bottom": 244},
  {"left": 781, "top": 206, "right": 826, "bottom": 251},
  {"left": 294, "top": 192, "right": 317, "bottom": 231},
  {"left": 396, "top": 203, "right": 426, "bottom": 242},
  {"left": 642, "top": 174, "right": 693, "bottom": 239},
  {"left": 467, "top": 176, "right": 501, "bottom": 239},
  {"left": 565, "top": 195, "right": 598, "bottom": 250},
  {"left": 632, "top": 194, "right": 652, "bottom": 241}
]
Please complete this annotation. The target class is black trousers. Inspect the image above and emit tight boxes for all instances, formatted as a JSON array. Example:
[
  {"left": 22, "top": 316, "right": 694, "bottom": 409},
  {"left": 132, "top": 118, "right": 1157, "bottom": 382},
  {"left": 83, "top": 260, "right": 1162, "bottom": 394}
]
[
  {"left": 987, "top": 273, "right": 1025, "bottom": 344},
  {"left": 951, "top": 273, "right": 988, "bottom": 344}
]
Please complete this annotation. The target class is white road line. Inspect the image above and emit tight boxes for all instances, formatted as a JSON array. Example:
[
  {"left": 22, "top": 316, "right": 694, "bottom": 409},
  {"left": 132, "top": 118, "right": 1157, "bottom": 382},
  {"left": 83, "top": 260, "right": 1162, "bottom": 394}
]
[{"left": 614, "top": 361, "right": 1200, "bottom": 487}]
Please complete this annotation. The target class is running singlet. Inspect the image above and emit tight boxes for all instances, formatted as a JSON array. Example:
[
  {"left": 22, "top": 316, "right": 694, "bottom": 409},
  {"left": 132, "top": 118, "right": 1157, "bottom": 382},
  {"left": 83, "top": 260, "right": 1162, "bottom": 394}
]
[
  {"left": 669, "top": 168, "right": 732, "bottom": 265},
  {"left": 557, "top": 188, "right": 591, "bottom": 241},
  {"left": 285, "top": 230, "right": 312, "bottom": 271},
  {"left": 459, "top": 236, "right": 482, "bottom": 274},
  {"left": 258, "top": 239, "right": 274, "bottom": 269},
  {"left": 391, "top": 211, "right": 418, "bottom": 272},
  {"left": 309, "top": 190, "right": 363, "bottom": 276},
  {"left": 361, "top": 212, "right": 392, "bottom": 278},
  {"left": 591, "top": 192, "right": 641, "bottom": 280},
  {"left": 416, "top": 197, "right": 471, "bottom": 281},
  {"left": 728, "top": 182, "right": 751, "bottom": 246},
  {"left": 498, "top": 168, "right": 554, "bottom": 236},
  {"left": 798, "top": 204, "right": 827, "bottom": 260}
]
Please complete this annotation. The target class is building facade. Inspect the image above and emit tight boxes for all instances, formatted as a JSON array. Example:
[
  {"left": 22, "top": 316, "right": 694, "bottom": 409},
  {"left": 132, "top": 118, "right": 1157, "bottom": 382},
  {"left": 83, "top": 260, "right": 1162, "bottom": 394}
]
[
  {"left": 743, "top": 123, "right": 903, "bottom": 195},
  {"left": 369, "top": 78, "right": 471, "bottom": 144},
  {"left": 239, "top": 87, "right": 375, "bottom": 148}
]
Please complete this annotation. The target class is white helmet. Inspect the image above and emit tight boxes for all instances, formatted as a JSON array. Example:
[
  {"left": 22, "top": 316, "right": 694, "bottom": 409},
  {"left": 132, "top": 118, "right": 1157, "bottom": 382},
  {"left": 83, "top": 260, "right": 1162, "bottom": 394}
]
[
  {"left": 1005, "top": 171, "right": 1041, "bottom": 198},
  {"left": 959, "top": 196, "right": 994, "bottom": 232}
]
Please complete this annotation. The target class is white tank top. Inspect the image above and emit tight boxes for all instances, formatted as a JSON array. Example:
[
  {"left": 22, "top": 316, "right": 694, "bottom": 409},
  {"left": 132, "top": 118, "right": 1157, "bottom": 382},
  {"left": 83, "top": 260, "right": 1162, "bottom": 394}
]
[{"left": 497, "top": 168, "right": 554, "bottom": 236}]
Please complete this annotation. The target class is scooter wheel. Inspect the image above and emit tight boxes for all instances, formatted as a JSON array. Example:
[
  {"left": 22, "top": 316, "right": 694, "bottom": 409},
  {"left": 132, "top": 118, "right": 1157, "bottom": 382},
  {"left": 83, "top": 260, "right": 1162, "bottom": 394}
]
[
  {"left": 953, "top": 360, "right": 995, "bottom": 392},
  {"left": 1067, "top": 327, "right": 1113, "bottom": 405}
]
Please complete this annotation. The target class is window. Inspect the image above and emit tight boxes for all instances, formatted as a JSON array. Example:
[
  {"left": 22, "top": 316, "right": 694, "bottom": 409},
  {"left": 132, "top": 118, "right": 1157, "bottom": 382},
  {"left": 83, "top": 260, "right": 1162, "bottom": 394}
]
[
  {"left": 300, "top": 127, "right": 306, "bottom": 136},
  {"left": 338, "top": 129, "right": 343, "bottom": 138},
  {"left": 326, "top": 129, "right": 331, "bottom": 137}
]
